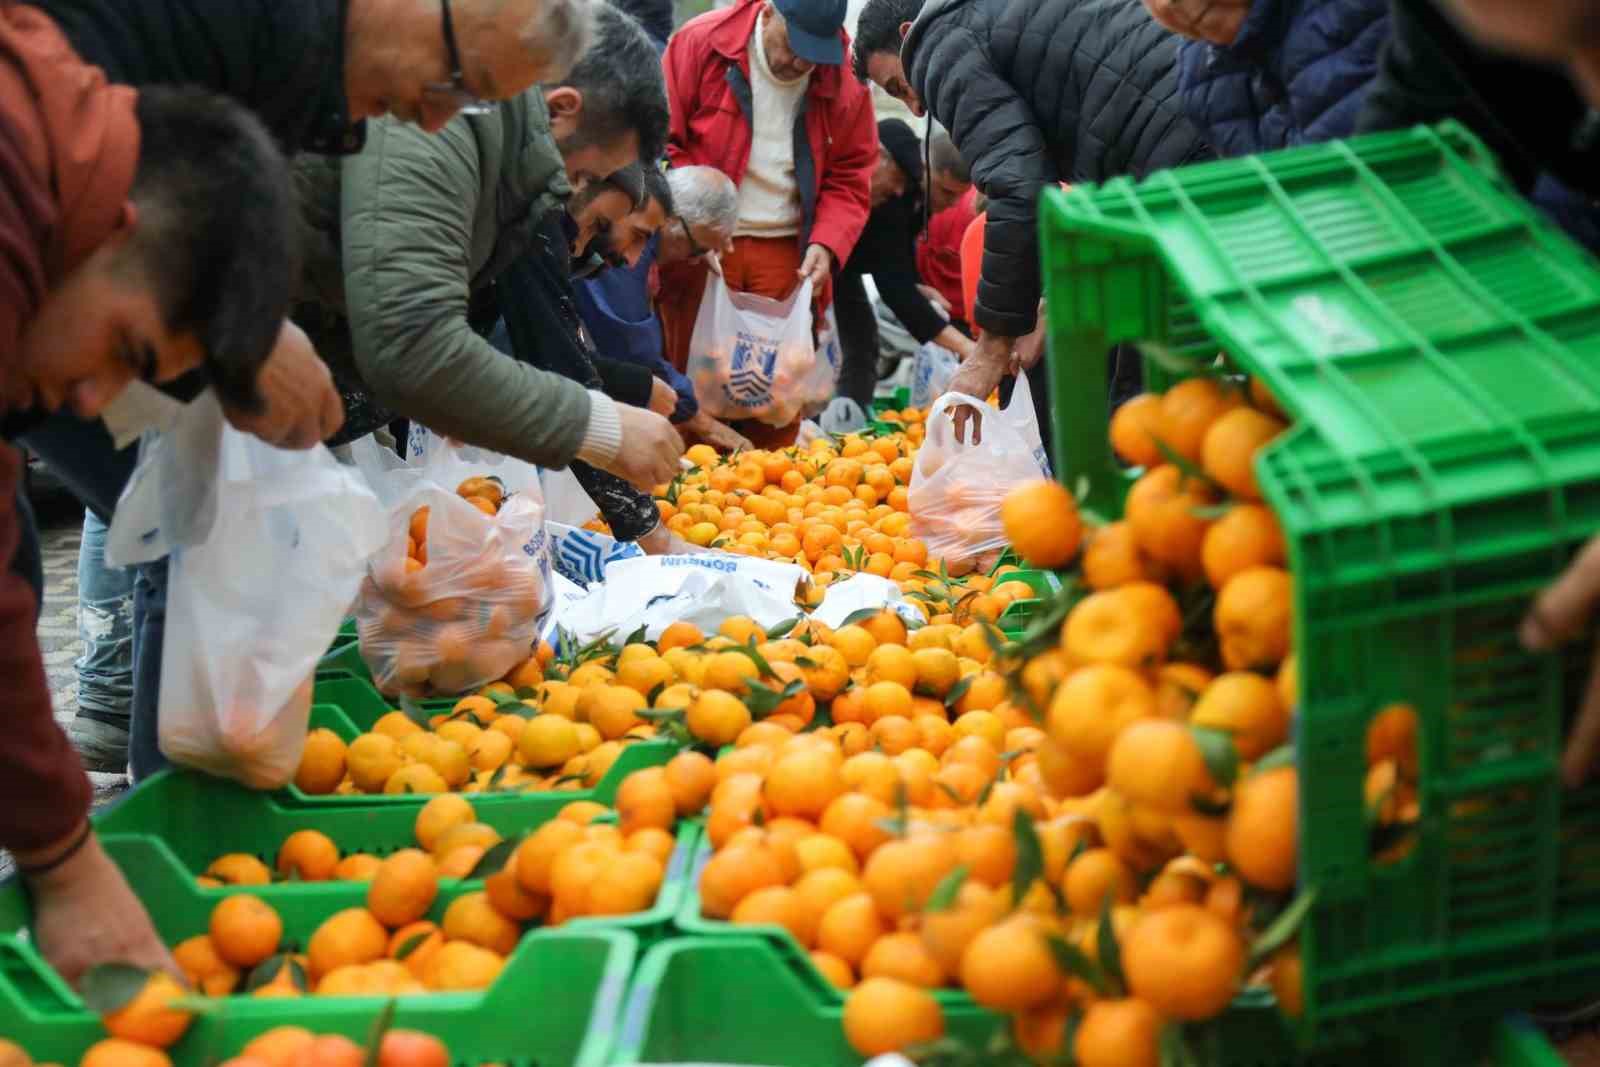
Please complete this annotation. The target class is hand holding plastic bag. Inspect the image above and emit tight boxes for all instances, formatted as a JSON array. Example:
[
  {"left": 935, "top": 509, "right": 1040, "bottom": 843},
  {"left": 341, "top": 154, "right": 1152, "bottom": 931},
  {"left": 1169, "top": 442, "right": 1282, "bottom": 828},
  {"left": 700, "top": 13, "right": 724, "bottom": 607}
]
[
  {"left": 108, "top": 394, "right": 388, "bottom": 789},
  {"left": 907, "top": 372, "right": 1049, "bottom": 565},
  {"left": 349, "top": 434, "right": 554, "bottom": 697}
]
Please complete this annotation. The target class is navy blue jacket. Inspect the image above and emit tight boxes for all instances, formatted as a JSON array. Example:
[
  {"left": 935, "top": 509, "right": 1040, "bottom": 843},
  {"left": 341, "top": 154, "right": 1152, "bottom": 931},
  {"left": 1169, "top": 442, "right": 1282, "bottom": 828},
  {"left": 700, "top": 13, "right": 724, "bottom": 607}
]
[{"left": 1176, "top": 0, "right": 1388, "bottom": 158}]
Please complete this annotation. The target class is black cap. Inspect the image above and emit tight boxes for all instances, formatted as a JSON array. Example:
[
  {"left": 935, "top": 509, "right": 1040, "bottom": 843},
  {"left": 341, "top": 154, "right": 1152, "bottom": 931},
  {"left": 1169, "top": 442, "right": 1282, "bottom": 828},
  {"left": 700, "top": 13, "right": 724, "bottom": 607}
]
[{"left": 878, "top": 118, "right": 923, "bottom": 200}]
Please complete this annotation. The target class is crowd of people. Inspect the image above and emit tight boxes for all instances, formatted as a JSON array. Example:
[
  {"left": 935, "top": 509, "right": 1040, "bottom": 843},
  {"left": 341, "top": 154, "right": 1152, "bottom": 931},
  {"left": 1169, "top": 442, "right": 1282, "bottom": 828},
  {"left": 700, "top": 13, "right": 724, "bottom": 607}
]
[{"left": 6, "top": 0, "right": 1600, "bottom": 999}]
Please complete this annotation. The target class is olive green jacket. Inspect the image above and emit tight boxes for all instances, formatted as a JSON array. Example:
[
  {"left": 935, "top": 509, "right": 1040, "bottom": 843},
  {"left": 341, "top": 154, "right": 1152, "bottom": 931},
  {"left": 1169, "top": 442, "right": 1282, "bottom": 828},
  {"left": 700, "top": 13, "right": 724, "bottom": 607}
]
[{"left": 292, "top": 89, "right": 593, "bottom": 460}]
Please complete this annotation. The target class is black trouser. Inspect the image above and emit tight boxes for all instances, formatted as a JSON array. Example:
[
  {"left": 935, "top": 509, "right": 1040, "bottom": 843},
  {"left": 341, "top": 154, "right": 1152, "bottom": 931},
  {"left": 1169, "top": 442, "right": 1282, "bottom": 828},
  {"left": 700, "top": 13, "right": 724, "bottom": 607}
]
[{"left": 831, "top": 270, "right": 881, "bottom": 412}]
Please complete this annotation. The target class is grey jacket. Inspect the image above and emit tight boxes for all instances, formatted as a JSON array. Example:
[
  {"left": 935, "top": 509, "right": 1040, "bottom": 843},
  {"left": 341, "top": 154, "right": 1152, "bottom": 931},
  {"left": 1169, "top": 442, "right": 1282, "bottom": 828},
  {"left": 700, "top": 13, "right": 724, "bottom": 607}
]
[{"left": 292, "top": 89, "right": 594, "bottom": 460}]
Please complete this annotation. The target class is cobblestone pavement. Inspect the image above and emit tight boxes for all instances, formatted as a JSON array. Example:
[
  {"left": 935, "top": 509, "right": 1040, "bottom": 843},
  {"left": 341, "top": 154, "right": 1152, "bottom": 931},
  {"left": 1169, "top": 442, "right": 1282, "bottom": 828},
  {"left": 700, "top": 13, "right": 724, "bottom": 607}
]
[{"left": 36, "top": 492, "right": 129, "bottom": 807}]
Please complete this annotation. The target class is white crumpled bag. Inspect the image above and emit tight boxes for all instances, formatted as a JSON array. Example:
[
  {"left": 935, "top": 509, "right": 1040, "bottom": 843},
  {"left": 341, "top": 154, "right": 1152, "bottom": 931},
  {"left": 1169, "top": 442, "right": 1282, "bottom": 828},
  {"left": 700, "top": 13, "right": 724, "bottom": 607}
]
[
  {"left": 107, "top": 393, "right": 388, "bottom": 789},
  {"left": 557, "top": 554, "right": 808, "bottom": 642},
  {"left": 348, "top": 434, "right": 554, "bottom": 697},
  {"left": 685, "top": 277, "right": 816, "bottom": 427},
  {"left": 907, "top": 372, "right": 1049, "bottom": 565},
  {"left": 909, "top": 341, "right": 960, "bottom": 409}
]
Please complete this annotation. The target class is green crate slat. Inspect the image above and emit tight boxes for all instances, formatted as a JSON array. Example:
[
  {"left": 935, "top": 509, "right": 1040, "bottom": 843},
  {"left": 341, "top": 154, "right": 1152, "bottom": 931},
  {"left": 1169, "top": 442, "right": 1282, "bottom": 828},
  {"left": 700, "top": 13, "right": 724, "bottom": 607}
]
[
  {"left": 1039, "top": 120, "right": 1600, "bottom": 1045},
  {"left": 317, "top": 640, "right": 372, "bottom": 686},
  {"left": 0, "top": 925, "right": 634, "bottom": 1067},
  {"left": 93, "top": 767, "right": 699, "bottom": 920},
  {"left": 278, "top": 702, "right": 679, "bottom": 807},
  {"left": 310, "top": 674, "right": 461, "bottom": 730}
]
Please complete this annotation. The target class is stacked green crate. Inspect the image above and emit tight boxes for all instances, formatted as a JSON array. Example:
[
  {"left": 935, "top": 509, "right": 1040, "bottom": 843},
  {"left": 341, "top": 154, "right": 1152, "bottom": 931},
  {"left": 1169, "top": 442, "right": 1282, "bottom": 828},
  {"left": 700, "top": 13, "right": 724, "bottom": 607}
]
[{"left": 1040, "top": 121, "right": 1600, "bottom": 1050}]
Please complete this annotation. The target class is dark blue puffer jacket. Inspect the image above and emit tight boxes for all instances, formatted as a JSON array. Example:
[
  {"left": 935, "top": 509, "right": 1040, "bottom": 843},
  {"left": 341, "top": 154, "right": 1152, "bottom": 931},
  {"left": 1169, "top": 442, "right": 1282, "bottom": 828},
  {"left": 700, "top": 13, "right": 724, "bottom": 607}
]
[{"left": 1176, "top": 0, "right": 1389, "bottom": 158}]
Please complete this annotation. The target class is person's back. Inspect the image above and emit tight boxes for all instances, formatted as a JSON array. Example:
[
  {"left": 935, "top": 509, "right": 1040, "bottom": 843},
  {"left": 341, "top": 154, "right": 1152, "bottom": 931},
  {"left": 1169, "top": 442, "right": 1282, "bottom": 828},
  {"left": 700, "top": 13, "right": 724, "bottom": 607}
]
[
  {"left": 35, "top": 0, "right": 359, "bottom": 154},
  {"left": 906, "top": 0, "right": 1205, "bottom": 186},
  {"left": 1170, "top": 0, "right": 1389, "bottom": 158}
]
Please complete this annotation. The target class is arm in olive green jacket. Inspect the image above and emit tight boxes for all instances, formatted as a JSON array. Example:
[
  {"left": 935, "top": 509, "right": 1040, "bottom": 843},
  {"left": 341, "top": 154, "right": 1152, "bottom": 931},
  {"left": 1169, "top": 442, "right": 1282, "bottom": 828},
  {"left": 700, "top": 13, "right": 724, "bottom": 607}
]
[{"left": 340, "top": 116, "right": 593, "bottom": 466}]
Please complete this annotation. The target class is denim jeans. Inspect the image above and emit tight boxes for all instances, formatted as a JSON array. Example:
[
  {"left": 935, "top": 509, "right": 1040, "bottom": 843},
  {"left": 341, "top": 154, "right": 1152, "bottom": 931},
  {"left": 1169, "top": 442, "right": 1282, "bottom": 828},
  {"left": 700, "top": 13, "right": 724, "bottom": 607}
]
[
  {"left": 75, "top": 510, "right": 135, "bottom": 729},
  {"left": 18, "top": 412, "right": 167, "bottom": 781}
]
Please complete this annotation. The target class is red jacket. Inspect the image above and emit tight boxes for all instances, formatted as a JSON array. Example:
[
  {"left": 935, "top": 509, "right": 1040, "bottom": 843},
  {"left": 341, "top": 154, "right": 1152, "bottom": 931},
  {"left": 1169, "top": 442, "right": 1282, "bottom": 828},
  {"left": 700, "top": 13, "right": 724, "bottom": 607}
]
[
  {"left": 663, "top": 0, "right": 876, "bottom": 268},
  {"left": 0, "top": 2, "right": 136, "bottom": 852},
  {"left": 917, "top": 186, "right": 977, "bottom": 330}
]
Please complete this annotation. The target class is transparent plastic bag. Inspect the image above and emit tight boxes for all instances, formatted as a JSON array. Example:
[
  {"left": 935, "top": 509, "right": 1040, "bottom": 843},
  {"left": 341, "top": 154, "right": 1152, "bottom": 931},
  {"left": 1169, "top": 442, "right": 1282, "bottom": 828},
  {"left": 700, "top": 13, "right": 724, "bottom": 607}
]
[
  {"left": 685, "top": 277, "right": 815, "bottom": 427},
  {"left": 907, "top": 372, "right": 1049, "bottom": 565},
  {"left": 909, "top": 341, "right": 960, "bottom": 408},
  {"left": 350, "top": 434, "right": 554, "bottom": 697},
  {"left": 109, "top": 394, "right": 388, "bottom": 789}
]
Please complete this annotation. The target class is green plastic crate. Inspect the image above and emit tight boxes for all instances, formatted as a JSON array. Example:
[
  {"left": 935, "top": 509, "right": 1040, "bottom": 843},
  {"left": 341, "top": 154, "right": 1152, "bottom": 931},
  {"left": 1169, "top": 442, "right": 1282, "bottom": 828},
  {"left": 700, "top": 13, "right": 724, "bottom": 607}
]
[
  {"left": 310, "top": 673, "right": 462, "bottom": 729},
  {"left": 282, "top": 702, "right": 679, "bottom": 808},
  {"left": 1040, "top": 121, "right": 1600, "bottom": 1047},
  {"left": 0, "top": 921, "right": 634, "bottom": 1067},
  {"left": 610, "top": 935, "right": 999, "bottom": 1065},
  {"left": 93, "top": 767, "right": 699, "bottom": 922},
  {"left": 611, "top": 935, "right": 1562, "bottom": 1066}
]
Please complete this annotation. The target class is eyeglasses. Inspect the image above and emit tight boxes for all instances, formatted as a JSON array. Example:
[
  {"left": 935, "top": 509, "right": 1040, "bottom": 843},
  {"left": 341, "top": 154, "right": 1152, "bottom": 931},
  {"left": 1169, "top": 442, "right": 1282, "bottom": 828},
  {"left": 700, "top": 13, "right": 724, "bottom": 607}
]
[
  {"left": 678, "top": 217, "right": 711, "bottom": 259},
  {"left": 425, "top": 0, "right": 497, "bottom": 116}
]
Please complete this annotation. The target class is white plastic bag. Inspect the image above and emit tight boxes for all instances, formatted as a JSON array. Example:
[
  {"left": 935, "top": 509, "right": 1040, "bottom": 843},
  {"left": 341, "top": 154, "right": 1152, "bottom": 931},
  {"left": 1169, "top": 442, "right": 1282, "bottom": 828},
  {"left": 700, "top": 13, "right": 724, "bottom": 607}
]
[
  {"left": 350, "top": 434, "right": 554, "bottom": 697},
  {"left": 108, "top": 393, "right": 388, "bottom": 789},
  {"left": 907, "top": 372, "right": 1049, "bottom": 565},
  {"left": 909, "top": 342, "right": 960, "bottom": 408},
  {"left": 685, "top": 277, "right": 815, "bottom": 427}
]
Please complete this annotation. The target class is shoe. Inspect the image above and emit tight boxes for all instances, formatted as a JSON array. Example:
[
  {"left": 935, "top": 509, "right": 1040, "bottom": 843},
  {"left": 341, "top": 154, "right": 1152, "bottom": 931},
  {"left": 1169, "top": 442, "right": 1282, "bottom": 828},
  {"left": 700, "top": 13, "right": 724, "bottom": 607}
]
[{"left": 69, "top": 716, "right": 130, "bottom": 773}]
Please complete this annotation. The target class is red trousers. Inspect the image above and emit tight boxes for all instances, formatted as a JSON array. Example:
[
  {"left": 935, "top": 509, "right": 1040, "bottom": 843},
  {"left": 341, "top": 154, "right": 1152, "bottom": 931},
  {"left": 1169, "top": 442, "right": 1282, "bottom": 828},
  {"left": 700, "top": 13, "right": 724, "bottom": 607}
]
[{"left": 658, "top": 236, "right": 833, "bottom": 450}]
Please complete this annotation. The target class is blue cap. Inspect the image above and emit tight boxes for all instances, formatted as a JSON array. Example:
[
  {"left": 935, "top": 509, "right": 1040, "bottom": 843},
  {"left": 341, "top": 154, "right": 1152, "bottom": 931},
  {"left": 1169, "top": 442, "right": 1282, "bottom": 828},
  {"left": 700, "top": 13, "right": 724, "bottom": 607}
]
[{"left": 774, "top": 0, "right": 847, "bottom": 66}]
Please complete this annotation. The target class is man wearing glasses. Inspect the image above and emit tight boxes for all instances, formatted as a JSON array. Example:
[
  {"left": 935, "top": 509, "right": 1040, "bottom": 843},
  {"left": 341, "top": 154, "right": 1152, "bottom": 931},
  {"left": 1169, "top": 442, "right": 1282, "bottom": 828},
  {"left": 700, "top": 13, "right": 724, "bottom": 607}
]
[
  {"left": 293, "top": 2, "right": 683, "bottom": 507},
  {"left": 574, "top": 165, "right": 755, "bottom": 454},
  {"left": 17, "top": 0, "right": 594, "bottom": 778}
]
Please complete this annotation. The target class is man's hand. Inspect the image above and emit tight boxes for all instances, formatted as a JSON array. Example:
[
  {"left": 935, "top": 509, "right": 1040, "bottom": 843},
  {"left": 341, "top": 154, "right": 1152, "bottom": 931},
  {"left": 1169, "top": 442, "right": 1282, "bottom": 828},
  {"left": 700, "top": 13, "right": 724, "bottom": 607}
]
[
  {"left": 23, "top": 828, "right": 179, "bottom": 988},
  {"left": 604, "top": 405, "right": 686, "bottom": 492},
  {"left": 684, "top": 410, "right": 753, "bottom": 453},
  {"left": 648, "top": 377, "right": 678, "bottom": 417},
  {"left": 704, "top": 250, "right": 724, "bottom": 277},
  {"left": 1142, "top": 0, "right": 1251, "bottom": 45},
  {"left": 223, "top": 320, "right": 345, "bottom": 449},
  {"left": 918, "top": 284, "right": 953, "bottom": 316},
  {"left": 636, "top": 522, "right": 698, "bottom": 556},
  {"left": 947, "top": 331, "right": 1015, "bottom": 445},
  {"left": 1523, "top": 535, "right": 1600, "bottom": 786},
  {"left": 798, "top": 244, "right": 834, "bottom": 289}
]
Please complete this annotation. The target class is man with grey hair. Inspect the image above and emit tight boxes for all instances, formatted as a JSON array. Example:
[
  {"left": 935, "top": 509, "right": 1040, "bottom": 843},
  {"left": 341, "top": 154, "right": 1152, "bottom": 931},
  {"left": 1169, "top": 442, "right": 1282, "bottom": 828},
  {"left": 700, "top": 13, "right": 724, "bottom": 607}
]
[{"left": 575, "top": 164, "right": 751, "bottom": 453}]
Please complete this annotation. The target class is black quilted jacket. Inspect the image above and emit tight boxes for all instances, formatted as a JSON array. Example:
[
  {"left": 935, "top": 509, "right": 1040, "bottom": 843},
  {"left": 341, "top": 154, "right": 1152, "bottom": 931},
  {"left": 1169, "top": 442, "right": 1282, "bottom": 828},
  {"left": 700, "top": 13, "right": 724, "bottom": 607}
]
[{"left": 904, "top": 0, "right": 1210, "bottom": 337}]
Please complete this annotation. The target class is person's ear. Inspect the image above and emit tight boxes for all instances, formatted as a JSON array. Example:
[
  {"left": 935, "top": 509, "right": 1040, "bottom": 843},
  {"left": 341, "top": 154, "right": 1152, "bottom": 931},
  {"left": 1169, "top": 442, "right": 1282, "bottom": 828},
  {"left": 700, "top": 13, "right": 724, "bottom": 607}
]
[
  {"left": 545, "top": 86, "right": 583, "bottom": 123},
  {"left": 899, "top": 20, "right": 913, "bottom": 41}
]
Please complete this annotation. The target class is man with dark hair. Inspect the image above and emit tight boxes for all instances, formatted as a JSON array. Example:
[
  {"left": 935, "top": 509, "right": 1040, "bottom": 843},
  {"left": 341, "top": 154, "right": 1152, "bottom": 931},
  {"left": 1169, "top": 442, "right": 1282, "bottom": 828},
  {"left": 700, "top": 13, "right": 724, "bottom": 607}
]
[
  {"left": 575, "top": 165, "right": 754, "bottom": 454},
  {"left": 835, "top": 120, "right": 974, "bottom": 408},
  {"left": 26, "top": 0, "right": 595, "bottom": 773},
  {"left": 657, "top": 0, "right": 876, "bottom": 445},
  {"left": 851, "top": 0, "right": 1207, "bottom": 441},
  {"left": 0, "top": 3, "right": 295, "bottom": 984},
  {"left": 294, "top": 3, "right": 682, "bottom": 521},
  {"left": 916, "top": 130, "right": 977, "bottom": 332}
]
